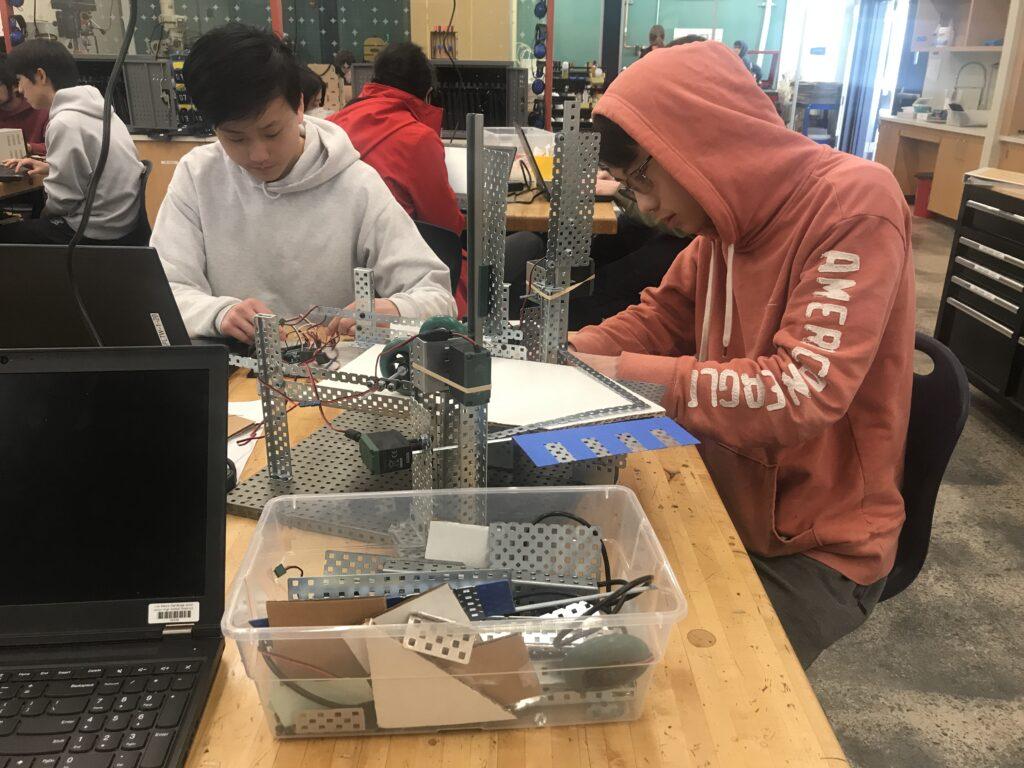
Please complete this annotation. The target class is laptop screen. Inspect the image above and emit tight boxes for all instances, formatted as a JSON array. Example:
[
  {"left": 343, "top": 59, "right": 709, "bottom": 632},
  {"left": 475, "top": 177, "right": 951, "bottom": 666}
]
[{"left": 0, "top": 367, "right": 210, "bottom": 607}]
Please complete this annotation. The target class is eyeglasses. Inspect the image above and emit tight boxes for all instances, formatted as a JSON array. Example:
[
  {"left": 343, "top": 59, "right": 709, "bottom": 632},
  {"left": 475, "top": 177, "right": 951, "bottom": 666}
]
[{"left": 602, "top": 154, "right": 654, "bottom": 194}]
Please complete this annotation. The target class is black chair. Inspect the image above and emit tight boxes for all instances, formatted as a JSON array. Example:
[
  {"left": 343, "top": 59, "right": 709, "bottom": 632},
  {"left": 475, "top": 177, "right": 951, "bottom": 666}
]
[
  {"left": 129, "top": 159, "right": 154, "bottom": 245},
  {"left": 414, "top": 219, "right": 462, "bottom": 292},
  {"left": 881, "top": 332, "right": 970, "bottom": 601}
]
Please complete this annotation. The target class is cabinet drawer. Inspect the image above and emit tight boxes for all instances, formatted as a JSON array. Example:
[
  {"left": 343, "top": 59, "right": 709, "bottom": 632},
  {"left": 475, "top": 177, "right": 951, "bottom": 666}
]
[
  {"left": 947, "top": 275, "right": 1021, "bottom": 329},
  {"left": 939, "top": 297, "right": 1016, "bottom": 390},
  {"left": 956, "top": 235, "right": 1024, "bottom": 284},
  {"left": 952, "top": 256, "right": 1024, "bottom": 307},
  {"left": 963, "top": 198, "right": 1024, "bottom": 249}
]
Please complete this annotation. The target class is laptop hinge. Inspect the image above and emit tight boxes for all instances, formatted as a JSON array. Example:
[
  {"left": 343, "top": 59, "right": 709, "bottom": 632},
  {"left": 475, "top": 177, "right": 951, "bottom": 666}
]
[{"left": 162, "top": 623, "right": 195, "bottom": 637}]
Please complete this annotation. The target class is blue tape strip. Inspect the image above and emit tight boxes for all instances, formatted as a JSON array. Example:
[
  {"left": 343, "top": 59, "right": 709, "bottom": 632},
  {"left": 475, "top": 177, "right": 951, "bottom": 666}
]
[{"left": 512, "top": 416, "right": 699, "bottom": 467}]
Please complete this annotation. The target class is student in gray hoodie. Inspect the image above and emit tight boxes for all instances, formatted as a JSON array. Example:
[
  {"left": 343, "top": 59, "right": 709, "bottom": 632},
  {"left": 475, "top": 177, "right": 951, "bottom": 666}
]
[
  {"left": 0, "top": 39, "right": 146, "bottom": 245},
  {"left": 150, "top": 24, "right": 456, "bottom": 343}
]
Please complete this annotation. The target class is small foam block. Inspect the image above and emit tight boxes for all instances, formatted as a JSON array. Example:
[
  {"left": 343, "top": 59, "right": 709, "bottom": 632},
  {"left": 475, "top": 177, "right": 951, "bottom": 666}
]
[
  {"left": 513, "top": 415, "right": 699, "bottom": 467},
  {"left": 424, "top": 520, "right": 490, "bottom": 568}
]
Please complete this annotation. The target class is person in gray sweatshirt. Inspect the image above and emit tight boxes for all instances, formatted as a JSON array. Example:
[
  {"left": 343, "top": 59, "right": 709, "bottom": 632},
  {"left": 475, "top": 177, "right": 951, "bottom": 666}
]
[
  {"left": 0, "top": 39, "right": 146, "bottom": 245},
  {"left": 150, "top": 24, "right": 456, "bottom": 343}
]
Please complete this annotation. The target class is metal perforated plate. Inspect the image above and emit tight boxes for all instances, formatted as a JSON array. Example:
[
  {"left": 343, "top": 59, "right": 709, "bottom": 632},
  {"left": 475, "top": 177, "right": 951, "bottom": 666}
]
[
  {"left": 294, "top": 708, "right": 366, "bottom": 734},
  {"left": 487, "top": 522, "right": 602, "bottom": 585},
  {"left": 287, "top": 569, "right": 512, "bottom": 600},
  {"left": 402, "top": 614, "right": 475, "bottom": 664}
]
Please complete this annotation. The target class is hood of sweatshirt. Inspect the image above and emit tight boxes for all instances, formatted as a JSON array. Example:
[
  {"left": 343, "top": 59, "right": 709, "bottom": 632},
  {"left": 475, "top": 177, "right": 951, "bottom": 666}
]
[
  {"left": 593, "top": 41, "right": 830, "bottom": 358},
  {"left": 257, "top": 115, "right": 360, "bottom": 198},
  {"left": 331, "top": 83, "right": 444, "bottom": 156},
  {"left": 48, "top": 85, "right": 107, "bottom": 120}
]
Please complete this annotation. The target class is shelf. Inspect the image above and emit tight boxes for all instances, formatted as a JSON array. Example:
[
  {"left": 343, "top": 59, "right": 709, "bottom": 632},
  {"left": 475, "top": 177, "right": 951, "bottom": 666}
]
[
  {"left": 1000, "top": 135, "right": 1024, "bottom": 146},
  {"left": 926, "top": 45, "right": 1003, "bottom": 53}
]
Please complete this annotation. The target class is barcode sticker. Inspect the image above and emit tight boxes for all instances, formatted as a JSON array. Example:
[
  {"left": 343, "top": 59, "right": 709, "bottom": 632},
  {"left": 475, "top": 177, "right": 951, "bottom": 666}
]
[
  {"left": 148, "top": 601, "right": 200, "bottom": 625},
  {"left": 150, "top": 313, "right": 170, "bottom": 347}
]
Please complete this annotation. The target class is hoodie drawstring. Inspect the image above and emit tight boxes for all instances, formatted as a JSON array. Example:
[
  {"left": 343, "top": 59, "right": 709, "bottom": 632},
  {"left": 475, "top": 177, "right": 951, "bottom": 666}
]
[{"left": 697, "top": 241, "right": 735, "bottom": 361}]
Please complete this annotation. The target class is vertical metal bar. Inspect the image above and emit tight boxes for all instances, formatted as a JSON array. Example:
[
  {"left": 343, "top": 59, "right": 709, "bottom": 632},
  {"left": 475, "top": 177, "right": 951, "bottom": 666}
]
[
  {"left": 254, "top": 314, "right": 292, "bottom": 480},
  {"left": 466, "top": 112, "right": 485, "bottom": 345},
  {"left": 353, "top": 267, "right": 377, "bottom": 348}
]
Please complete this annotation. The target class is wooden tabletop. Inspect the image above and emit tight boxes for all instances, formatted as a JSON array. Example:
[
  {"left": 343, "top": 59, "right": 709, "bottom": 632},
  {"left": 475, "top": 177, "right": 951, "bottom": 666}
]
[
  {"left": 506, "top": 195, "right": 618, "bottom": 235},
  {"left": 186, "top": 376, "right": 847, "bottom": 767},
  {"left": 0, "top": 175, "right": 43, "bottom": 202}
]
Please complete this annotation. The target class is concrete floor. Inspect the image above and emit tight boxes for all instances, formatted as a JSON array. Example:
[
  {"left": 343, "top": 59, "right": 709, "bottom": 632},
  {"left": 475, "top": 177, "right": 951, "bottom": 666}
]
[{"left": 807, "top": 217, "right": 1024, "bottom": 767}]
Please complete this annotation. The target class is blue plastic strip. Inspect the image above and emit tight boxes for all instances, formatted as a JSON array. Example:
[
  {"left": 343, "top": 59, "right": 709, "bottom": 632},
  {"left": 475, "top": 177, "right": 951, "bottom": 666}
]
[{"left": 512, "top": 416, "right": 699, "bottom": 467}]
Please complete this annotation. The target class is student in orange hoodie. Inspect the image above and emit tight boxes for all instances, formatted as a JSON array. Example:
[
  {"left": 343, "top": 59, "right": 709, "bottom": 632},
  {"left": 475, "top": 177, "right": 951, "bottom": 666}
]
[{"left": 572, "top": 41, "right": 915, "bottom": 667}]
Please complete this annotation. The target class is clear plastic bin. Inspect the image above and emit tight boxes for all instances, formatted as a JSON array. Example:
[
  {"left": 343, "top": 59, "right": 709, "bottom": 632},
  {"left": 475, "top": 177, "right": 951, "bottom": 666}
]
[
  {"left": 484, "top": 126, "right": 556, "bottom": 157},
  {"left": 223, "top": 486, "right": 685, "bottom": 738}
]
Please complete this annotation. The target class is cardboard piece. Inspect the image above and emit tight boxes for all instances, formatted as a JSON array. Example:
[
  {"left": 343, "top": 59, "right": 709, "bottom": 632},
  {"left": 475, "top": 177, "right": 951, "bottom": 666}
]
[
  {"left": 435, "top": 633, "right": 542, "bottom": 707},
  {"left": 424, "top": 521, "right": 490, "bottom": 568},
  {"left": 367, "top": 636, "right": 516, "bottom": 729},
  {"left": 227, "top": 414, "right": 255, "bottom": 438},
  {"left": 266, "top": 597, "right": 387, "bottom": 680}
]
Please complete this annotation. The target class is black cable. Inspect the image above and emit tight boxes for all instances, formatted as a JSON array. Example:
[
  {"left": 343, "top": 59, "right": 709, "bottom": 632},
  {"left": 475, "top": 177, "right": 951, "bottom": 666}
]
[
  {"left": 532, "top": 511, "right": 612, "bottom": 589},
  {"left": 442, "top": 0, "right": 464, "bottom": 144},
  {"left": 63, "top": 0, "right": 138, "bottom": 346},
  {"left": 553, "top": 574, "right": 654, "bottom": 649}
]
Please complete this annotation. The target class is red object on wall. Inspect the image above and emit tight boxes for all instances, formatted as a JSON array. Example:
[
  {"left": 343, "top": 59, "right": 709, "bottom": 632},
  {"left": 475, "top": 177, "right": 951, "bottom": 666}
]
[
  {"left": 914, "top": 173, "right": 934, "bottom": 218},
  {"left": 269, "top": 0, "right": 284, "bottom": 38},
  {"left": 1, "top": 1, "right": 16, "bottom": 52}
]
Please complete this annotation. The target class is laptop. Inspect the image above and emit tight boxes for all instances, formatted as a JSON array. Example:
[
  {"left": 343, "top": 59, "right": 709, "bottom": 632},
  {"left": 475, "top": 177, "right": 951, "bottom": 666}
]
[
  {"left": 0, "top": 345, "right": 227, "bottom": 768},
  {"left": 0, "top": 245, "right": 190, "bottom": 348},
  {"left": 0, "top": 166, "right": 28, "bottom": 182}
]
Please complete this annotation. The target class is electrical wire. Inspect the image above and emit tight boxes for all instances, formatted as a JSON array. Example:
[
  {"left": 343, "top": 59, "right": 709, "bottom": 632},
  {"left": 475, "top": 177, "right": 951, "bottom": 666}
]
[
  {"left": 442, "top": 0, "right": 464, "bottom": 144},
  {"left": 63, "top": 0, "right": 139, "bottom": 346}
]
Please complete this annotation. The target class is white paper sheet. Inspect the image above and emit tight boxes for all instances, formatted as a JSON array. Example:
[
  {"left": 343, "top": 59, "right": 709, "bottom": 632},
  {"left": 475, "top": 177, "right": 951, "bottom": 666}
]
[
  {"left": 325, "top": 345, "right": 661, "bottom": 428},
  {"left": 228, "top": 399, "right": 264, "bottom": 423},
  {"left": 227, "top": 433, "right": 258, "bottom": 476}
]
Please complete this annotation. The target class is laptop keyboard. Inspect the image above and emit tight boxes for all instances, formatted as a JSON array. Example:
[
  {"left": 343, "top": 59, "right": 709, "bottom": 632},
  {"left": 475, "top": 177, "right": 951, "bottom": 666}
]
[{"left": 0, "top": 661, "right": 202, "bottom": 768}]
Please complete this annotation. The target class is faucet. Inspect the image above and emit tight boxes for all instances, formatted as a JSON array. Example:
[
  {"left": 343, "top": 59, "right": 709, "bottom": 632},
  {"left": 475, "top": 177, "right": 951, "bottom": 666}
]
[{"left": 953, "top": 62, "right": 988, "bottom": 110}]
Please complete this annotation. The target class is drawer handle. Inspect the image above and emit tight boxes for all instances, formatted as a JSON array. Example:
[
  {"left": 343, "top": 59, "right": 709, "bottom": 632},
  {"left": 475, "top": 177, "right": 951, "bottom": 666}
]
[
  {"left": 946, "top": 297, "right": 1013, "bottom": 337},
  {"left": 954, "top": 256, "right": 1024, "bottom": 292},
  {"left": 966, "top": 200, "right": 1024, "bottom": 226},
  {"left": 959, "top": 237, "right": 1024, "bottom": 270},
  {"left": 950, "top": 276, "right": 1020, "bottom": 313}
]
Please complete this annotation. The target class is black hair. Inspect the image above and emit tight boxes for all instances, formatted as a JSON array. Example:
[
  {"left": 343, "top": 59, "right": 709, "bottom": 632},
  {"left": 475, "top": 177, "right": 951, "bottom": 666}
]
[
  {"left": 649, "top": 25, "right": 665, "bottom": 42},
  {"left": 372, "top": 42, "right": 434, "bottom": 100},
  {"left": 0, "top": 59, "right": 15, "bottom": 90},
  {"left": 184, "top": 23, "right": 301, "bottom": 126},
  {"left": 334, "top": 50, "right": 356, "bottom": 70},
  {"left": 5, "top": 39, "right": 79, "bottom": 90},
  {"left": 593, "top": 114, "right": 640, "bottom": 170},
  {"left": 668, "top": 34, "right": 707, "bottom": 47},
  {"left": 298, "top": 66, "right": 325, "bottom": 110}
]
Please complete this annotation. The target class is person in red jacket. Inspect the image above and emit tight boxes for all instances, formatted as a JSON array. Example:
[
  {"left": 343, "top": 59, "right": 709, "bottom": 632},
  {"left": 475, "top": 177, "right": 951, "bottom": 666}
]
[
  {"left": 329, "top": 42, "right": 542, "bottom": 316},
  {"left": 0, "top": 59, "right": 47, "bottom": 155}
]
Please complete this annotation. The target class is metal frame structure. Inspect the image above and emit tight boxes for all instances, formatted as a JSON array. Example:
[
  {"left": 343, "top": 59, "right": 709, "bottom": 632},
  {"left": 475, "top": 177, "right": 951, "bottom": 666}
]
[{"left": 228, "top": 100, "right": 658, "bottom": 516}]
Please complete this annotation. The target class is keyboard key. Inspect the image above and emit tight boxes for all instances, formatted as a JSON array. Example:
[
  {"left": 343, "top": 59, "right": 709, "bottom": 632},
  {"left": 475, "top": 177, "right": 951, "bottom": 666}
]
[
  {"left": 120, "top": 732, "right": 146, "bottom": 751},
  {"left": 17, "top": 685, "right": 43, "bottom": 700},
  {"left": 20, "top": 701, "right": 46, "bottom": 718},
  {"left": 68, "top": 734, "right": 96, "bottom": 753},
  {"left": 137, "top": 696, "right": 161, "bottom": 713},
  {"left": 175, "top": 662, "right": 200, "bottom": 674},
  {"left": 58, "top": 756, "right": 112, "bottom": 768},
  {"left": 0, "top": 735, "right": 70, "bottom": 754},
  {"left": 102, "top": 714, "right": 129, "bottom": 733},
  {"left": 47, "top": 699, "right": 88, "bottom": 716},
  {"left": 10, "top": 758, "right": 34, "bottom": 768},
  {"left": 95, "top": 683, "right": 121, "bottom": 697},
  {"left": 73, "top": 669, "right": 103, "bottom": 681},
  {"left": 38, "top": 758, "right": 60, "bottom": 768},
  {"left": 0, "top": 686, "right": 15, "bottom": 700},
  {"left": 138, "top": 730, "right": 173, "bottom": 768},
  {"left": 78, "top": 716, "right": 104, "bottom": 733},
  {"left": 10, "top": 674, "right": 32, "bottom": 684},
  {"left": 95, "top": 733, "right": 121, "bottom": 751},
  {"left": 0, "top": 720, "right": 13, "bottom": 737},
  {"left": 112, "top": 697, "right": 137, "bottom": 714},
  {"left": 0, "top": 673, "right": 7, "bottom": 683},
  {"left": 17, "top": 718, "right": 78, "bottom": 735},
  {"left": 88, "top": 697, "right": 113, "bottom": 715},
  {"left": 129, "top": 713, "right": 154, "bottom": 732},
  {"left": 169, "top": 676, "right": 194, "bottom": 692},
  {"left": 119, "top": 681, "right": 144, "bottom": 696},
  {"left": 129, "top": 668, "right": 150, "bottom": 678},
  {"left": 152, "top": 666, "right": 173, "bottom": 677},
  {"left": 52, "top": 672, "right": 73, "bottom": 681},
  {"left": 0, "top": 703, "right": 19, "bottom": 718},
  {"left": 153, "top": 694, "right": 187, "bottom": 730},
  {"left": 32, "top": 673, "right": 52, "bottom": 683},
  {"left": 104, "top": 669, "right": 127, "bottom": 680},
  {"left": 45, "top": 683, "right": 96, "bottom": 699},
  {"left": 111, "top": 754, "right": 138, "bottom": 768},
  {"left": 143, "top": 679, "right": 168, "bottom": 694}
]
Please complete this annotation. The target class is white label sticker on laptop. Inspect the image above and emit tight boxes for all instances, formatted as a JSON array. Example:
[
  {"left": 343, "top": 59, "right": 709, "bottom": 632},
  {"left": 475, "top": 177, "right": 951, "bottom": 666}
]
[
  {"left": 150, "top": 313, "right": 171, "bottom": 347},
  {"left": 148, "top": 601, "right": 200, "bottom": 624}
]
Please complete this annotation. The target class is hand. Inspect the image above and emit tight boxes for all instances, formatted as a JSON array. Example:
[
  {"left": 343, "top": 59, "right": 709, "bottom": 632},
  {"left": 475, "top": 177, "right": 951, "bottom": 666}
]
[
  {"left": 571, "top": 350, "right": 620, "bottom": 379},
  {"left": 220, "top": 298, "right": 274, "bottom": 344},
  {"left": 595, "top": 170, "right": 620, "bottom": 197},
  {"left": 326, "top": 298, "right": 399, "bottom": 338},
  {"left": 7, "top": 157, "right": 49, "bottom": 177}
]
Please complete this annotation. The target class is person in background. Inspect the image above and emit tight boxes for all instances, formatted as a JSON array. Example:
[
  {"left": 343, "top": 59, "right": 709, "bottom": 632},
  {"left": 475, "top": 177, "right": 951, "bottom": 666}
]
[
  {"left": 329, "top": 41, "right": 542, "bottom": 316},
  {"left": 572, "top": 41, "right": 915, "bottom": 668},
  {"left": 640, "top": 25, "right": 665, "bottom": 57},
  {"left": 733, "top": 40, "right": 764, "bottom": 82},
  {"left": 151, "top": 24, "right": 455, "bottom": 343},
  {"left": 334, "top": 49, "right": 355, "bottom": 86},
  {"left": 0, "top": 59, "right": 48, "bottom": 154},
  {"left": 298, "top": 66, "right": 332, "bottom": 118},
  {"left": 0, "top": 40, "right": 145, "bottom": 245}
]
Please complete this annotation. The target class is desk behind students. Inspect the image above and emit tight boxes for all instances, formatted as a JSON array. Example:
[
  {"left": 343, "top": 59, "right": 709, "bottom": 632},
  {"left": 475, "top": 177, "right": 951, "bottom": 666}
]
[
  {"left": 506, "top": 194, "right": 619, "bottom": 235},
  {"left": 188, "top": 372, "right": 848, "bottom": 768},
  {"left": 0, "top": 173, "right": 43, "bottom": 201}
]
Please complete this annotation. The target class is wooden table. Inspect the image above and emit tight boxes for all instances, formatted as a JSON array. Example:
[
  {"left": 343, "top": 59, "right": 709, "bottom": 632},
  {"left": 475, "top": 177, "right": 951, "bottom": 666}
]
[
  {"left": 186, "top": 376, "right": 847, "bottom": 767},
  {"left": 0, "top": 175, "right": 43, "bottom": 202},
  {"left": 506, "top": 195, "right": 618, "bottom": 235}
]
